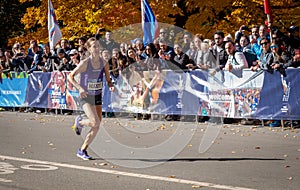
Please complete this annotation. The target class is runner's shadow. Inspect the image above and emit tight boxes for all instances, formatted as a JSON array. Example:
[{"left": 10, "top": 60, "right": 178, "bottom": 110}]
[{"left": 93, "top": 157, "right": 284, "bottom": 162}]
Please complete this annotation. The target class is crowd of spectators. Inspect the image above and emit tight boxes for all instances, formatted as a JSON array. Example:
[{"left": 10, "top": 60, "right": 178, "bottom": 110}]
[{"left": 0, "top": 24, "right": 299, "bottom": 127}]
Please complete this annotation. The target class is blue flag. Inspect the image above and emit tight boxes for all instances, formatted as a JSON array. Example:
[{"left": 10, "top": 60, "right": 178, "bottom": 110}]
[{"left": 141, "top": 0, "right": 159, "bottom": 45}]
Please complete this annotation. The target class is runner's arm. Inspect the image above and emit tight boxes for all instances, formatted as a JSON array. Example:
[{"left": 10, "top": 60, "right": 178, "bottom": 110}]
[
  {"left": 68, "top": 59, "right": 87, "bottom": 92},
  {"left": 103, "top": 60, "right": 114, "bottom": 88}
]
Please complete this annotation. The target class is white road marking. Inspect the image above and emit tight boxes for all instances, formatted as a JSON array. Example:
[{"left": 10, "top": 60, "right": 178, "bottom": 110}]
[
  {"left": 20, "top": 164, "right": 58, "bottom": 171},
  {"left": 0, "top": 162, "right": 18, "bottom": 175},
  {"left": 0, "top": 154, "right": 256, "bottom": 190},
  {"left": 0, "top": 178, "right": 12, "bottom": 183}
]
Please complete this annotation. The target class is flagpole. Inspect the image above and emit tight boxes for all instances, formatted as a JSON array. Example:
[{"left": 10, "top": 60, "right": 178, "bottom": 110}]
[
  {"left": 264, "top": 0, "right": 272, "bottom": 42},
  {"left": 48, "top": 0, "right": 62, "bottom": 51}
]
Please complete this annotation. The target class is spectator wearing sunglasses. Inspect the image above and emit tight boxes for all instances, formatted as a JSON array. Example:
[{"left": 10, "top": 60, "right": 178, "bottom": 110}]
[
  {"left": 67, "top": 49, "right": 80, "bottom": 71},
  {"left": 270, "top": 42, "right": 287, "bottom": 77},
  {"left": 156, "top": 28, "right": 170, "bottom": 46},
  {"left": 251, "top": 37, "right": 273, "bottom": 73}
]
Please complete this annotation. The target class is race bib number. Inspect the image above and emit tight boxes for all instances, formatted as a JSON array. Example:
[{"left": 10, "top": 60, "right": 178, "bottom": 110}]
[{"left": 87, "top": 81, "right": 103, "bottom": 91}]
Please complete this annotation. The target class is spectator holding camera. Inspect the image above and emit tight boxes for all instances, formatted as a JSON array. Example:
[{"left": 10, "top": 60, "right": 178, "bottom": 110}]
[
  {"left": 158, "top": 39, "right": 175, "bottom": 69},
  {"left": 235, "top": 25, "right": 250, "bottom": 45},
  {"left": 11, "top": 47, "right": 33, "bottom": 72}
]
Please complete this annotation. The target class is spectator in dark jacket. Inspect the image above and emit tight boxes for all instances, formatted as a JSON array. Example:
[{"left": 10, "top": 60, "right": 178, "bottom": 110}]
[
  {"left": 54, "top": 48, "right": 69, "bottom": 71},
  {"left": 209, "top": 30, "right": 228, "bottom": 81},
  {"left": 171, "top": 44, "right": 193, "bottom": 71},
  {"left": 27, "top": 43, "right": 43, "bottom": 74}
]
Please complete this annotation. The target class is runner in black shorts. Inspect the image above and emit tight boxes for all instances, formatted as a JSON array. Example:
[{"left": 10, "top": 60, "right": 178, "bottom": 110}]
[{"left": 68, "top": 37, "right": 114, "bottom": 160}]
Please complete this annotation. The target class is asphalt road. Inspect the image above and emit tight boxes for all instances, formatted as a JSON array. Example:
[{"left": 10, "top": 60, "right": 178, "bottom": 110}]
[{"left": 0, "top": 111, "right": 299, "bottom": 190}]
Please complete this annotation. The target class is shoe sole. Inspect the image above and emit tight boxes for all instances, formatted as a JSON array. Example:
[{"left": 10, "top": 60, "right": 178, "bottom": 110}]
[
  {"left": 74, "top": 116, "right": 83, "bottom": 135},
  {"left": 76, "top": 154, "right": 91, "bottom": 160}
]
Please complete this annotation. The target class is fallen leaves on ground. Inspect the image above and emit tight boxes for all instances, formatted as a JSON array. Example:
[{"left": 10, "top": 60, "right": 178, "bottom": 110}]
[{"left": 192, "top": 185, "right": 202, "bottom": 188}]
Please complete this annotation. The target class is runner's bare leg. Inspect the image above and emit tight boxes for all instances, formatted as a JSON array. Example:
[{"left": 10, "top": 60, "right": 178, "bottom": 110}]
[{"left": 79, "top": 103, "right": 102, "bottom": 151}]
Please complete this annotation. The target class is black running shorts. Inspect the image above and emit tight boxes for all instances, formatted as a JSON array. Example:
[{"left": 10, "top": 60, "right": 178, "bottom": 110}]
[{"left": 80, "top": 94, "right": 102, "bottom": 106}]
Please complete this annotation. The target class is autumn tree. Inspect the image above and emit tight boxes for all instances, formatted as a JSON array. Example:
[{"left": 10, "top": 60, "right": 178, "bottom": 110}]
[
  {"left": 183, "top": 0, "right": 300, "bottom": 38},
  {"left": 0, "top": 0, "right": 39, "bottom": 48},
  {"left": 8, "top": 0, "right": 181, "bottom": 48},
  {"left": 5, "top": 0, "right": 300, "bottom": 48}
]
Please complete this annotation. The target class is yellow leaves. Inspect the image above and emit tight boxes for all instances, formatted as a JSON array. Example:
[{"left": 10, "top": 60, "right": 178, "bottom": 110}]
[
  {"left": 192, "top": 185, "right": 202, "bottom": 188},
  {"left": 183, "top": 0, "right": 300, "bottom": 38},
  {"left": 19, "top": 0, "right": 33, "bottom": 2},
  {"left": 7, "top": 0, "right": 300, "bottom": 48},
  {"left": 11, "top": 0, "right": 179, "bottom": 46}
]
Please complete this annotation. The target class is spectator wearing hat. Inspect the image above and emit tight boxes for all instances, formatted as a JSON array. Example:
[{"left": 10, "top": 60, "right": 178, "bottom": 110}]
[
  {"left": 67, "top": 49, "right": 80, "bottom": 71},
  {"left": 271, "top": 28, "right": 286, "bottom": 52}
]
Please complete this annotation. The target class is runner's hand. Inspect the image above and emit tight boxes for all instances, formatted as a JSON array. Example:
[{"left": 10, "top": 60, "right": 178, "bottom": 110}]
[{"left": 79, "top": 88, "right": 87, "bottom": 98}]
